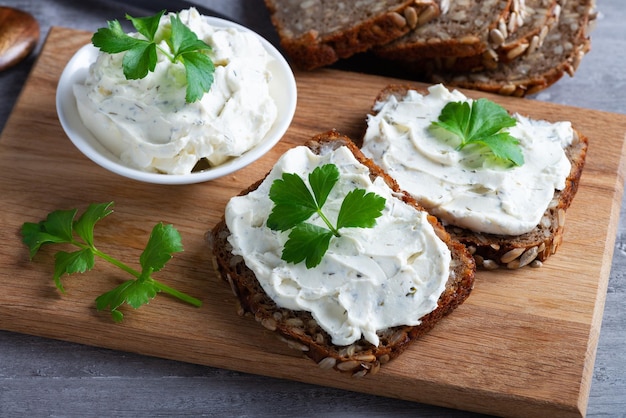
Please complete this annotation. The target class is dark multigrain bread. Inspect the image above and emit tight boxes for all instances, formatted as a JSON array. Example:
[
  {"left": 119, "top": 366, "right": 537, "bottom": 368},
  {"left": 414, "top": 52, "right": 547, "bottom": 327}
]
[
  {"left": 211, "top": 130, "right": 476, "bottom": 376},
  {"left": 361, "top": 85, "right": 588, "bottom": 269},
  {"left": 486, "top": 0, "right": 561, "bottom": 66},
  {"left": 431, "top": 0, "right": 597, "bottom": 97},
  {"left": 404, "top": 0, "right": 562, "bottom": 74},
  {"left": 375, "top": 0, "right": 515, "bottom": 60},
  {"left": 263, "top": 0, "right": 441, "bottom": 70}
]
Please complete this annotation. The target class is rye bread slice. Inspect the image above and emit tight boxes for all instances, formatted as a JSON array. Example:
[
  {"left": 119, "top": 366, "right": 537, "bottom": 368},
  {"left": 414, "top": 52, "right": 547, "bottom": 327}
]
[
  {"left": 431, "top": 0, "right": 597, "bottom": 96},
  {"left": 211, "top": 130, "right": 476, "bottom": 376},
  {"left": 263, "top": 0, "right": 440, "bottom": 70},
  {"left": 488, "top": 0, "right": 561, "bottom": 65},
  {"left": 360, "top": 85, "right": 588, "bottom": 269},
  {"left": 375, "top": 0, "right": 515, "bottom": 60},
  {"left": 408, "top": 0, "right": 562, "bottom": 74}
]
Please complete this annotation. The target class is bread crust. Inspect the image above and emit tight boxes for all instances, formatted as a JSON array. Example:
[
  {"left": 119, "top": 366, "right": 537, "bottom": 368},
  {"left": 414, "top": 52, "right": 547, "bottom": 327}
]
[
  {"left": 211, "top": 130, "right": 476, "bottom": 376},
  {"left": 361, "top": 85, "right": 588, "bottom": 269}
]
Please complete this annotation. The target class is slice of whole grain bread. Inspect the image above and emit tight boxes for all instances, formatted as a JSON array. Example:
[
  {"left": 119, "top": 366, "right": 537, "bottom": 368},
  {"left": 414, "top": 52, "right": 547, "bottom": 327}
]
[
  {"left": 211, "top": 130, "right": 476, "bottom": 376},
  {"left": 431, "top": 0, "right": 597, "bottom": 96},
  {"left": 360, "top": 85, "right": 588, "bottom": 269},
  {"left": 263, "top": 0, "right": 440, "bottom": 70},
  {"left": 402, "top": 0, "right": 562, "bottom": 74},
  {"left": 375, "top": 0, "right": 514, "bottom": 60}
]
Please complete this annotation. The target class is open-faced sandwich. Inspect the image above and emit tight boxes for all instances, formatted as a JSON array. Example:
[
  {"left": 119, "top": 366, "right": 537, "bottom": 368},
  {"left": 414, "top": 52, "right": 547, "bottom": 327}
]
[
  {"left": 211, "top": 131, "right": 475, "bottom": 376},
  {"left": 360, "top": 84, "right": 588, "bottom": 269}
]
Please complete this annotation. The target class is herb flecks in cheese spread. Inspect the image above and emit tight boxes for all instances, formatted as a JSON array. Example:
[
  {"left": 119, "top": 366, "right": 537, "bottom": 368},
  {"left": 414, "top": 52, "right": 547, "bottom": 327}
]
[
  {"left": 74, "top": 8, "right": 278, "bottom": 175},
  {"left": 361, "top": 84, "right": 574, "bottom": 236},
  {"left": 225, "top": 146, "right": 451, "bottom": 347}
]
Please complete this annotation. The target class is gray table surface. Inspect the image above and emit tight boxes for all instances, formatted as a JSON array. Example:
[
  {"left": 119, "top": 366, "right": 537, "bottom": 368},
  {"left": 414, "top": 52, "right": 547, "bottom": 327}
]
[{"left": 1, "top": 1, "right": 624, "bottom": 417}]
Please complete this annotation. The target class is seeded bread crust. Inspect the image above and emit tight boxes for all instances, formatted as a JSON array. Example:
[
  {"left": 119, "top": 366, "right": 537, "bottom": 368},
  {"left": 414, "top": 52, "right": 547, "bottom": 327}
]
[
  {"left": 361, "top": 85, "right": 588, "bottom": 269},
  {"left": 263, "top": 0, "right": 440, "bottom": 70},
  {"left": 431, "top": 0, "right": 597, "bottom": 97},
  {"left": 211, "top": 130, "right": 476, "bottom": 376},
  {"left": 375, "top": 0, "right": 514, "bottom": 60}
]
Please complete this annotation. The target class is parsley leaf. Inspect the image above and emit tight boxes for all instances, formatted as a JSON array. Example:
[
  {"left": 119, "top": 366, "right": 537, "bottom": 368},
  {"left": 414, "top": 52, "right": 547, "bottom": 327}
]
[
  {"left": 92, "top": 13, "right": 162, "bottom": 80},
  {"left": 168, "top": 13, "right": 215, "bottom": 103},
  {"left": 21, "top": 202, "right": 202, "bottom": 322},
  {"left": 126, "top": 11, "right": 163, "bottom": 41},
  {"left": 308, "top": 162, "right": 340, "bottom": 208},
  {"left": 430, "top": 98, "right": 524, "bottom": 166},
  {"left": 74, "top": 202, "right": 114, "bottom": 247},
  {"left": 92, "top": 19, "right": 147, "bottom": 54},
  {"left": 53, "top": 249, "right": 94, "bottom": 292},
  {"left": 337, "top": 188, "right": 387, "bottom": 229},
  {"left": 140, "top": 223, "right": 183, "bottom": 273},
  {"left": 281, "top": 224, "right": 334, "bottom": 268},
  {"left": 266, "top": 164, "right": 386, "bottom": 268},
  {"left": 267, "top": 171, "right": 321, "bottom": 232},
  {"left": 91, "top": 10, "right": 215, "bottom": 103}
]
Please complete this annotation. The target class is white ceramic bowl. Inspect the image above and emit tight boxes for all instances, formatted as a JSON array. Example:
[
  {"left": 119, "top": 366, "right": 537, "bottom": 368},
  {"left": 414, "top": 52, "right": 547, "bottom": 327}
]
[{"left": 56, "top": 16, "right": 297, "bottom": 185}]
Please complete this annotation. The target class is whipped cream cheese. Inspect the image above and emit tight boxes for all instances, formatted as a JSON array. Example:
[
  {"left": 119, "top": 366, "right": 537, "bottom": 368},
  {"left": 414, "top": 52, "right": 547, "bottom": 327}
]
[
  {"left": 361, "top": 84, "right": 574, "bottom": 236},
  {"left": 225, "top": 145, "right": 451, "bottom": 347},
  {"left": 73, "top": 8, "right": 277, "bottom": 175}
]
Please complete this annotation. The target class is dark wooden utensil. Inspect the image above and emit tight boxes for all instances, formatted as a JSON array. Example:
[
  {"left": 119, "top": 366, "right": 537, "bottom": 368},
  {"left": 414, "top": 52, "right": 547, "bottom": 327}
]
[{"left": 0, "top": 7, "right": 39, "bottom": 71}]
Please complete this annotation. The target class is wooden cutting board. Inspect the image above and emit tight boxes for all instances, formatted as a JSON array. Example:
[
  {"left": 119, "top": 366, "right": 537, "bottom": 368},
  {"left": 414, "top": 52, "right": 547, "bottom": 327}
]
[{"left": 1, "top": 27, "right": 625, "bottom": 417}]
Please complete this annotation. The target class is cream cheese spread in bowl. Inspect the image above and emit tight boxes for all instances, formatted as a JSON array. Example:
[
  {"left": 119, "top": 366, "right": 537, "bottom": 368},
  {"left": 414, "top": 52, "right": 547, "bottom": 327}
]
[
  {"left": 56, "top": 8, "right": 297, "bottom": 184},
  {"left": 361, "top": 84, "right": 574, "bottom": 236},
  {"left": 225, "top": 145, "right": 451, "bottom": 347}
]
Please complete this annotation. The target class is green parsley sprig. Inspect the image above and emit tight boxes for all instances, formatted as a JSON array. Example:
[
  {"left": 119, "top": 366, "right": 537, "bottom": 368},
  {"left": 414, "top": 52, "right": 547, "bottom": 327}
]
[
  {"left": 91, "top": 10, "right": 215, "bottom": 103},
  {"left": 266, "top": 164, "right": 386, "bottom": 268},
  {"left": 21, "top": 202, "right": 202, "bottom": 322},
  {"left": 430, "top": 98, "right": 525, "bottom": 166}
]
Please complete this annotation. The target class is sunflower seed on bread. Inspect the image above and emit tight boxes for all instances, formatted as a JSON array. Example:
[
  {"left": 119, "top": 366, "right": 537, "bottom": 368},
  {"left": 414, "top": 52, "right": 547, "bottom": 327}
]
[
  {"left": 211, "top": 130, "right": 475, "bottom": 375},
  {"left": 263, "top": 0, "right": 441, "bottom": 70}
]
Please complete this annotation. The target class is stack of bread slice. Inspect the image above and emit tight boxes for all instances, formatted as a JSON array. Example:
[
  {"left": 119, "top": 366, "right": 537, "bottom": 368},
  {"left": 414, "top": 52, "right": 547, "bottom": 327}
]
[
  {"left": 429, "top": 0, "right": 596, "bottom": 96},
  {"left": 264, "top": 0, "right": 597, "bottom": 96}
]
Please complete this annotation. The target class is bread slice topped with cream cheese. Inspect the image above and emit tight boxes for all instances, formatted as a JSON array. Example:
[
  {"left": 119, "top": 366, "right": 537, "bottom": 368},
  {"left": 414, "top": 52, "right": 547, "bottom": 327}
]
[
  {"left": 360, "top": 84, "right": 588, "bottom": 269},
  {"left": 211, "top": 131, "right": 475, "bottom": 376}
]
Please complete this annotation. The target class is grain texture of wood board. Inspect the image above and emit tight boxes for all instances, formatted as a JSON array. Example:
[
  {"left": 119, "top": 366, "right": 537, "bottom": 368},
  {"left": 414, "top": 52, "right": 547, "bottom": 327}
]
[{"left": 1, "top": 27, "right": 625, "bottom": 417}]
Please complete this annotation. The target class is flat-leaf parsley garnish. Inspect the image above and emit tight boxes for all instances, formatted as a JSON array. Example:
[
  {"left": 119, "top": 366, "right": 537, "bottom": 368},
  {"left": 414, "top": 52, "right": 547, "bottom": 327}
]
[
  {"left": 266, "top": 163, "right": 386, "bottom": 269},
  {"left": 430, "top": 98, "right": 525, "bottom": 166},
  {"left": 21, "top": 202, "right": 202, "bottom": 322},
  {"left": 92, "top": 10, "right": 215, "bottom": 103}
]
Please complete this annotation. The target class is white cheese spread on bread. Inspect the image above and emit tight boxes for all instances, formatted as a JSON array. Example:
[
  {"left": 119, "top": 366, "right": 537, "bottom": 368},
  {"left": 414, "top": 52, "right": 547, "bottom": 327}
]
[
  {"left": 73, "top": 8, "right": 277, "bottom": 175},
  {"left": 361, "top": 84, "right": 574, "bottom": 236},
  {"left": 225, "top": 145, "right": 451, "bottom": 347}
]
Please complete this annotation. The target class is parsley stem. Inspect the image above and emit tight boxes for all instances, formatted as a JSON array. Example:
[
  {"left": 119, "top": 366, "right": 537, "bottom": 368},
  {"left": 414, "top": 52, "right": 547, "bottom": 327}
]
[
  {"left": 156, "top": 44, "right": 176, "bottom": 62},
  {"left": 90, "top": 247, "right": 141, "bottom": 277},
  {"left": 82, "top": 244, "right": 202, "bottom": 308},
  {"left": 316, "top": 209, "right": 340, "bottom": 237},
  {"left": 152, "top": 281, "right": 203, "bottom": 307}
]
